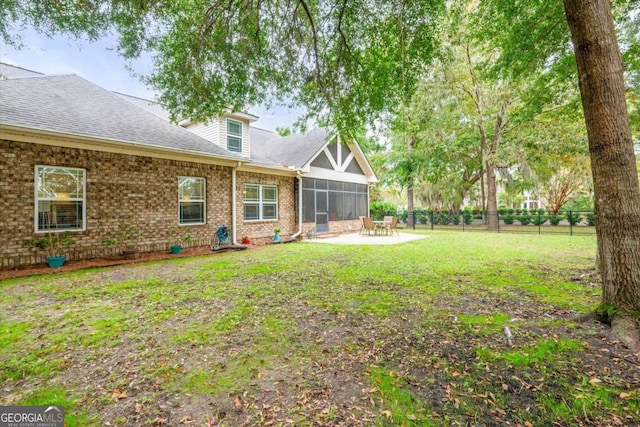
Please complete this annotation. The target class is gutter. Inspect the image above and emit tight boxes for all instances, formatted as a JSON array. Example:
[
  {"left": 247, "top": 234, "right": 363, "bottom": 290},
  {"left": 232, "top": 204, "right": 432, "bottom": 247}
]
[
  {"left": 291, "top": 172, "right": 304, "bottom": 239},
  {"left": 0, "top": 124, "right": 245, "bottom": 166},
  {"left": 232, "top": 161, "right": 241, "bottom": 245}
]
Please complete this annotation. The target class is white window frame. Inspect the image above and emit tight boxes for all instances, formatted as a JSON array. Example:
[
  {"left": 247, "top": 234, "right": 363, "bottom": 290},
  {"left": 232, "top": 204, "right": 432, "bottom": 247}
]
[
  {"left": 227, "top": 119, "right": 243, "bottom": 152},
  {"left": 178, "top": 176, "right": 206, "bottom": 225},
  {"left": 243, "top": 184, "right": 278, "bottom": 221},
  {"left": 34, "top": 165, "right": 86, "bottom": 233}
]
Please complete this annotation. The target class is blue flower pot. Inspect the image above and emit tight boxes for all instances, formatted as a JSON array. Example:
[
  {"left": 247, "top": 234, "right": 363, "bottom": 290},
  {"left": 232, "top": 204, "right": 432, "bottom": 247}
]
[
  {"left": 273, "top": 235, "right": 281, "bottom": 242},
  {"left": 47, "top": 255, "right": 66, "bottom": 268},
  {"left": 170, "top": 245, "right": 182, "bottom": 254}
]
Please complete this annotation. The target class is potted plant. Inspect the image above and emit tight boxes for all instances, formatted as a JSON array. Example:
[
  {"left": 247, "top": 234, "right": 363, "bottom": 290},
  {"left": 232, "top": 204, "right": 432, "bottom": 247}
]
[
  {"left": 273, "top": 227, "right": 281, "bottom": 242},
  {"left": 102, "top": 225, "right": 145, "bottom": 259},
  {"left": 170, "top": 231, "right": 192, "bottom": 254},
  {"left": 23, "top": 230, "right": 76, "bottom": 268}
]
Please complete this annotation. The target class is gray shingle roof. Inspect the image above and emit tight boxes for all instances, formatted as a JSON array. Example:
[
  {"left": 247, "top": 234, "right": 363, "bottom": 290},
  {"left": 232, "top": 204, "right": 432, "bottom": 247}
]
[
  {"left": 115, "top": 92, "right": 172, "bottom": 122},
  {"left": 250, "top": 127, "right": 331, "bottom": 168},
  {"left": 0, "top": 63, "right": 43, "bottom": 79},
  {"left": 0, "top": 74, "right": 243, "bottom": 160}
]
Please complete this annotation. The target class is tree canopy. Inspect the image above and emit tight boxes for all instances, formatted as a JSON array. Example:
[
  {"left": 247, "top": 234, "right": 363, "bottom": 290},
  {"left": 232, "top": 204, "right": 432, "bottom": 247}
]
[{"left": 0, "top": 0, "right": 444, "bottom": 131}]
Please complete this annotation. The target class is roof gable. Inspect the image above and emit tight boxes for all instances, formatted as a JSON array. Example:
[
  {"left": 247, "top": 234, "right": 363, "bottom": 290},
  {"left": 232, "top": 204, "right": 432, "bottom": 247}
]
[
  {"left": 249, "top": 127, "right": 376, "bottom": 181},
  {"left": 249, "top": 128, "right": 329, "bottom": 168}
]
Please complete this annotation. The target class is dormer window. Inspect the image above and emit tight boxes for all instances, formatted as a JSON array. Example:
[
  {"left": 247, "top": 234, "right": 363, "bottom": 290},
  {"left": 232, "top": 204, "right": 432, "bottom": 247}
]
[{"left": 227, "top": 119, "right": 243, "bottom": 152}]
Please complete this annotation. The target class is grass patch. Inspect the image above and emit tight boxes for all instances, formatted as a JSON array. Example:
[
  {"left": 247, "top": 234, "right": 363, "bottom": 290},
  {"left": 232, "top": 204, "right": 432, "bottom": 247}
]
[
  {"left": 368, "top": 366, "right": 430, "bottom": 425},
  {"left": 0, "top": 321, "right": 32, "bottom": 350},
  {"left": 476, "top": 338, "right": 583, "bottom": 366},
  {"left": 457, "top": 313, "right": 511, "bottom": 333},
  {"left": 21, "top": 386, "right": 95, "bottom": 427},
  {"left": 4, "top": 232, "right": 631, "bottom": 427}
]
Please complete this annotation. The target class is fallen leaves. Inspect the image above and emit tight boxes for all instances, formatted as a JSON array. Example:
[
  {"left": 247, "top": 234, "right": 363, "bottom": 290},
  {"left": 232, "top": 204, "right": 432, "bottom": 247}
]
[
  {"left": 111, "top": 389, "right": 128, "bottom": 400},
  {"left": 151, "top": 417, "right": 167, "bottom": 426}
]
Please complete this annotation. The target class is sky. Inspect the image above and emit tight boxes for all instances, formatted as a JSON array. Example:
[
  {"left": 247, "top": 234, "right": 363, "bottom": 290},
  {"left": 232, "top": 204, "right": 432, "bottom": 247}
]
[{"left": 0, "top": 28, "right": 301, "bottom": 132}]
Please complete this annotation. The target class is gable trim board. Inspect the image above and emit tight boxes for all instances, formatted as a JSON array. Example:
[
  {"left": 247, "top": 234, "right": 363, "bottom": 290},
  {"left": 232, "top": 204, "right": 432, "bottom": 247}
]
[
  {"left": 302, "top": 133, "right": 376, "bottom": 181},
  {"left": 0, "top": 65, "right": 377, "bottom": 268}
]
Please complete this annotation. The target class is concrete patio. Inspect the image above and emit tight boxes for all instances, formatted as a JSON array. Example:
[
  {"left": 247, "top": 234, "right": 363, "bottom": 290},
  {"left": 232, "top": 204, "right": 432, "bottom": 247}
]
[{"left": 305, "top": 231, "right": 428, "bottom": 245}]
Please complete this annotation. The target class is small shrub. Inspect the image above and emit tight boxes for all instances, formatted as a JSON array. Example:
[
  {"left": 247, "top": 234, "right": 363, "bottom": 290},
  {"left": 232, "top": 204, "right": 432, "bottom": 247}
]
[
  {"left": 370, "top": 201, "right": 398, "bottom": 221},
  {"left": 517, "top": 215, "right": 532, "bottom": 226},
  {"left": 24, "top": 231, "right": 76, "bottom": 257},
  {"left": 438, "top": 212, "right": 451, "bottom": 225},
  {"left": 430, "top": 211, "right": 440, "bottom": 225},
  {"left": 417, "top": 211, "right": 428, "bottom": 224},
  {"left": 502, "top": 214, "right": 515, "bottom": 225},
  {"left": 462, "top": 211, "right": 473, "bottom": 225},
  {"left": 451, "top": 214, "right": 461, "bottom": 225},
  {"left": 548, "top": 215, "right": 563, "bottom": 226},
  {"left": 532, "top": 214, "right": 547, "bottom": 226},
  {"left": 586, "top": 213, "right": 596, "bottom": 226},
  {"left": 103, "top": 225, "right": 145, "bottom": 248},
  {"left": 566, "top": 211, "right": 582, "bottom": 226}
]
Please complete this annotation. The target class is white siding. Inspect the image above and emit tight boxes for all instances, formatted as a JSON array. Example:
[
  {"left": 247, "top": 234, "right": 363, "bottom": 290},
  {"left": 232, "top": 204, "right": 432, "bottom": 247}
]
[
  {"left": 182, "top": 116, "right": 252, "bottom": 157},
  {"left": 184, "top": 121, "right": 221, "bottom": 147}
]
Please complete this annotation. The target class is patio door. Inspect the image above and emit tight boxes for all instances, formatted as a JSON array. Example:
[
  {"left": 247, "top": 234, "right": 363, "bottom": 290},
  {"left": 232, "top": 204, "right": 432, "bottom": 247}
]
[{"left": 315, "top": 190, "right": 329, "bottom": 232}]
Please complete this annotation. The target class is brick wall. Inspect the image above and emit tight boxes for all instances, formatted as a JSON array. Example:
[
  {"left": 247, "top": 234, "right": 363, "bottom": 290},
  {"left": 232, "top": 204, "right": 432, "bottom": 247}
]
[
  {"left": 1, "top": 139, "right": 241, "bottom": 267},
  {"left": 300, "top": 219, "right": 362, "bottom": 239},
  {"left": 235, "top": 171, "right": 296, "bottom": 243}
]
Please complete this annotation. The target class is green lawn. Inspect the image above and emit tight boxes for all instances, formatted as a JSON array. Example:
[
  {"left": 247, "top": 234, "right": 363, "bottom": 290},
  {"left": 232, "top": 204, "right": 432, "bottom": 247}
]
[{"left": 1, "top": 231, "right": 638, "bottom": 426}]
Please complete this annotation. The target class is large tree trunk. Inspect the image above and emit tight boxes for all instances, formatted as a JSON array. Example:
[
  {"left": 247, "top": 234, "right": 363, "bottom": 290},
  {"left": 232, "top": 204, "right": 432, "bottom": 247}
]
[
  {"left": 485, "top": 162, "right": 499, "bottom": 230},
  {"left": 407, "top": 186, "right": 415, "bottom": 228},
  {"left": 564, "top": 0, "right": 640, "bottom": 350},
  {"left": 407, "top": 135, "right": 416, "bottom": 229}
]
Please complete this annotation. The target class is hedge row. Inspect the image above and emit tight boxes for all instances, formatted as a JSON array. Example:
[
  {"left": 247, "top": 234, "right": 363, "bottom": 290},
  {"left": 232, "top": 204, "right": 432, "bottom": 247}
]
[{"left": 397, "top": 210, "right": 595, "bottom": 226}]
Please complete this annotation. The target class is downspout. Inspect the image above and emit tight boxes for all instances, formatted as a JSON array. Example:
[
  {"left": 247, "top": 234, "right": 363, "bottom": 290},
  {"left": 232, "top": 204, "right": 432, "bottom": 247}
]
[
  {"left": 291, "top": 172, "right": 303, "bottom": 239},
  {"left": 232, "top": 161, "right": 242, "bottom": 245}
]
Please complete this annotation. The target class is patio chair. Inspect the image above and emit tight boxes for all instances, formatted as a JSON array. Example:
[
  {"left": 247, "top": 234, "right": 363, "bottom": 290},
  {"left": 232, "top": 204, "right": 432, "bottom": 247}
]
[
  {"left": 358, "top": 216, "right": 366, "bottom": 235},
  {"left": 387, "top": 216, "right": 399, "bottom": 236},
  {"left": 361, "top": 217, "right": 377, "bottom": 236},
  {"left": 379, "top": 216, "right": 394, "bottom": 236}
]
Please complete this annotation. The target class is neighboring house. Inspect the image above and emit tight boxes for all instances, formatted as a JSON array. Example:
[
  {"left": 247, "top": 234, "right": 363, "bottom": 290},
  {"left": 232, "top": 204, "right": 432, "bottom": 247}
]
[
  {"left": 521, "top": 191, "right": 541, "bottom": 211},
  {"left": 0, "top": 64, "right": 376, "bottom": 268}
]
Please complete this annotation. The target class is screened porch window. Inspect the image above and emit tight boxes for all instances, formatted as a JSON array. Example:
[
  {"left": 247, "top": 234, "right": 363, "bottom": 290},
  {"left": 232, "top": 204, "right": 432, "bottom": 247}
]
[
  {"left": 302, "top": 177, "right": 368, "bottom": 223},
  {"left": 35, "top": 165, "right": 85, "bottom": 232},
  {"left": 243, "top": 184, "right": 278, "bottom": 220}
]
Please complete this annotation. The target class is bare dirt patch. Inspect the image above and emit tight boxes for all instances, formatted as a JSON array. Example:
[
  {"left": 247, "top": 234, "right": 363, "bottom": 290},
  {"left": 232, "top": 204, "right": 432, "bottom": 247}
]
[{"left": 0, "top": 245, "right": 244, "bottom": 281}]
